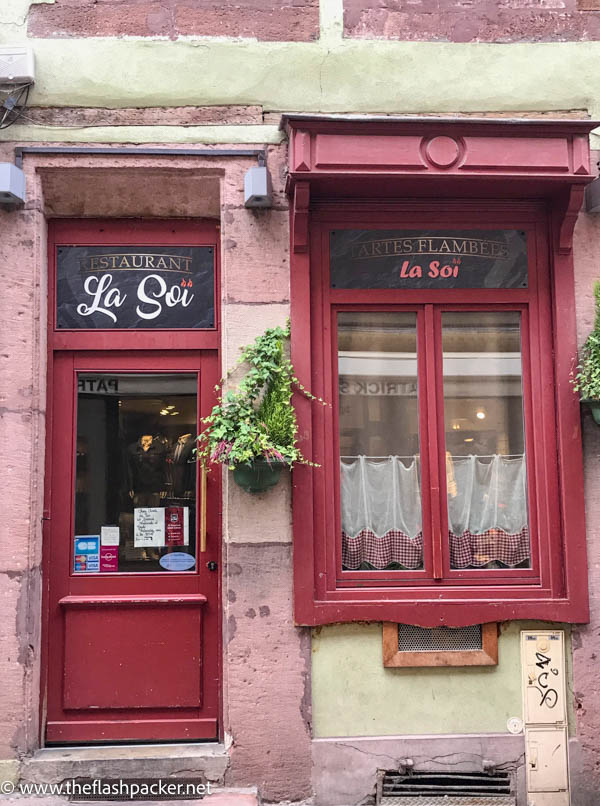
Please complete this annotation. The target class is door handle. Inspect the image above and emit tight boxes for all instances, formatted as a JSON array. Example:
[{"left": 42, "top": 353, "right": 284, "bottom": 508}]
[{"left": 200, "top": 462, "right": 207, "bottom": 553}]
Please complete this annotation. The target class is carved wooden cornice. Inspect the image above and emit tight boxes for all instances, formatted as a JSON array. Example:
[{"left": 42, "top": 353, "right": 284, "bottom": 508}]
[{"left": 283, "top": 116, "right": 598, "bottom": 254}]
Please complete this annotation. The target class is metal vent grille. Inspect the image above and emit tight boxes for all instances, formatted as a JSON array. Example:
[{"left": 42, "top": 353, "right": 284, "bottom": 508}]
[
  {"left": 379, "top": 771, "right": 513, "bottom": 805},
  {"left": 397, "top": 625, "right": 482, "bottom": 652},
  {"left": 379, "top": 800, "right": 514, "bottom": 806}
]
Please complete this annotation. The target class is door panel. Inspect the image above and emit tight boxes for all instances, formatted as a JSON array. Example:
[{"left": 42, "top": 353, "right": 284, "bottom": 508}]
[
  {"left": 45, "top": 351, "right": 220, "bottom": 743},
  {"left": 62, "top": 597, "right": 205, "bottom": 710}
]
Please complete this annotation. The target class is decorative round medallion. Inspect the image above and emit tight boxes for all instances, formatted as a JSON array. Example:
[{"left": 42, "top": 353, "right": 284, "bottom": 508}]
[{"left": 424, "top": 136, "right": 461, "bottom": 169}]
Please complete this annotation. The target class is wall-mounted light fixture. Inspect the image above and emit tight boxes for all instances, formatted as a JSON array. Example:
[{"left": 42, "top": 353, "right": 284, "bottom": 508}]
[
  {"left": 0, "top": 162, "right": 26, "bottom": 206},
  {"left": 244, "top": 164, "right": 273, "bottom": 209}
]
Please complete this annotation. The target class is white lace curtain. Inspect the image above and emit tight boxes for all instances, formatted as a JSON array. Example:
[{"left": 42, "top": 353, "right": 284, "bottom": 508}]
[{"left": 340, "top": 454, "right": 528, "bottom": 537}]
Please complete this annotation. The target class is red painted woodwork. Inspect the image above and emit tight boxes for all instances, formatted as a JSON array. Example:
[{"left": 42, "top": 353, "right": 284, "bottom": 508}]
[
  {"left": 286, "top": 117, "right": 595, "bottom": 628},
  {"left": 423, "top": 136, "right": 462, "bottom": 170},
  {"left": 47, "top": 218, "right": 220, "bottom": 352},
  {"left": 62, "top": 597, "right": 206, "bottom": 710},
  {"left": 460, "top": 136, "right": 569, "bottom": 172},
  {"left": 314, "top": 134, "right": 426, "bottom": 170},
  {"left": 42, "top": 219, "right": 221, "bottom": 744},
  {"left": 292, "top": 182, "right": 310, "bottom": 254},
  {"left": 557, "top": 185, "right": 587, "bottom": 255},
  {"left": 285, "top": 116, "right": 595, "bottom": 187}
]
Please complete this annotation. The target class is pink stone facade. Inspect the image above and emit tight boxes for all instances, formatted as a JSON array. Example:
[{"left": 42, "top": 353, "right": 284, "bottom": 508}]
[
  {"left": 569, "top": 189, "right": 600, "bottom": 802},
  {"left": 344, "top": 0, "right": 600, "bottom": 42},
  {"left": 0, "top": 72, "right": 600, "bottom": 806},
  {"left": 1, "top": 136, "right": 600, "bottom": 804},
  {"left": 28, "top": 0, "right": 319, "bottom": 40},
  {"left": 0, "top": 148, "right": 312, "bottom": 797}
]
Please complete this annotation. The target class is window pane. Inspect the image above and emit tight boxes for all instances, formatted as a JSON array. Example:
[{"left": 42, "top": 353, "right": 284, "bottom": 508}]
[
  {"left": 75, "top": 373, "right": 198, "bottom": 573},
  {"left": 338, "top": 312, "right": 423, "bottom": 571},
  {"left": 441, "top": 312, "right": 530, "bottom": 570}
]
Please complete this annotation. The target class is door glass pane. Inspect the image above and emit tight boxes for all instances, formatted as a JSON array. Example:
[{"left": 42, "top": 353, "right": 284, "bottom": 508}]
[
  {"left": 75, "top": 373, "right": 198, "bottom": 573},
  {"left": 338, "top": 312, "right": 423, "bottom": 571},
  {"left": 441, "top": 312, "right": 530, "bottom": 570}
]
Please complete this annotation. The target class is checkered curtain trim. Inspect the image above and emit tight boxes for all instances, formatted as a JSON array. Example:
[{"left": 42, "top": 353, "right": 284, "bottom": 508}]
[
  {"left": 450, "top": 528, "right": 530, "bottom": 568},
  {"left": 342, "top": 528, "right": 530, "bottom": 570}
]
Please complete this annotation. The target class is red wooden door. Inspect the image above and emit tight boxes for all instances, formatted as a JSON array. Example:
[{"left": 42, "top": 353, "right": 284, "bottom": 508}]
[{"left": 44, "top": 350, "right": 220, "bottom": 743}]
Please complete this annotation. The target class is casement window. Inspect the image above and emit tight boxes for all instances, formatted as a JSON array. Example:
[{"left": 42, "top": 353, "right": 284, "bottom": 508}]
[
  {"left": 337, "top": 305, "right": 530, "bottom": 581},
  {"left": 292, "top": 206, "right": 588, "bottom": 626},
  {"left": 285, "top": 114, "right": 594, "bottom": 627}
]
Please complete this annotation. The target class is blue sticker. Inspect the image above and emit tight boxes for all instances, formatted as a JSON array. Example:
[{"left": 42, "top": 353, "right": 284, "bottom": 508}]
[
  {"left": 159, "top": 552, "right": 196, "bottom": 571},
  {"left": 74, "top": 535, "right": 100, "bottom": 572}
]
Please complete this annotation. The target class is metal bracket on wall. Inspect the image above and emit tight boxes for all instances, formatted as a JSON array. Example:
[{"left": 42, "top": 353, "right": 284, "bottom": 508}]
[{"left": 13, "top": 145, "right": 267, "bottom": 170}]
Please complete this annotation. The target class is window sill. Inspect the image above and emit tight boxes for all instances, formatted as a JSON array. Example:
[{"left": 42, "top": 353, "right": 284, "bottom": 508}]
[{"left": 296, "top": 595, "right": 589, "bottom": 628}]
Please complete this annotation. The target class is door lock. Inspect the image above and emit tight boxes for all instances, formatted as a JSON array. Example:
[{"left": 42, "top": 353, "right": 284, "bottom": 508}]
[{"left": 207, "top": 561, "right": 218, "bottom": 572}]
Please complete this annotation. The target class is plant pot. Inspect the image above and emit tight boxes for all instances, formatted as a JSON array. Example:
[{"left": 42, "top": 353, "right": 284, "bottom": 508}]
[
  {"left": 232, "top": 459, "right": 286, "bottom": 493},
  {"left": 581, "top": 399, "right": 600, "bottom": 425}
]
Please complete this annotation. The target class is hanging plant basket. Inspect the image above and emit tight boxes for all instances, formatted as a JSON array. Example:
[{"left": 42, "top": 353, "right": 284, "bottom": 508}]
[
  {"left": 196, "top": 322, "right": 327, "bottom": 494},
  {"left": 232, "top": 459, "right": 286, "bottom": 493},
  {"left": 581, "top": 399, "right": 600, "bottom": 426}
]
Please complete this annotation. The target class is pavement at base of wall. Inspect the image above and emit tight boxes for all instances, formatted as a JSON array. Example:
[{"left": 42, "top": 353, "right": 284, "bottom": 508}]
[{"left": 0, "top": 793, "right": 259, "bottom": 806}]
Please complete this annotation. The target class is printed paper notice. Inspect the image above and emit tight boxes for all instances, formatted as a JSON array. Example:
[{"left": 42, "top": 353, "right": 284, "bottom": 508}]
[
  {"left": 134, "top": 508, "right": 165, "bottom": 547},
  {"left": 101, "top": 525, "right": 120, "bottom": 546}
]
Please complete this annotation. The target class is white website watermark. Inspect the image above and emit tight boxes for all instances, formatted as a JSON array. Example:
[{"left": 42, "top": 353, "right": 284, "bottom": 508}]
[{"left": 0, "top": 778, "right": 213, "bottom": 799}]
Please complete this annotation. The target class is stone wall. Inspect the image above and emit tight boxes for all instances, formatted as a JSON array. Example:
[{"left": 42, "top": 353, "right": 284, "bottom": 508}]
[
  {"left": 344, "top": 0, "right": 600, "bottom": 42},
  {"left": 0, "top": 160, "right": 46, "bottom": 759},
  {"left": 28, "top": 0, "right": 319, "bottom": 40},
  {"left": 568, "top": 178, "right": 600, "bottom": 805},
  {"left": 0, "top": 146, "right": 312, "bottom": 800}
]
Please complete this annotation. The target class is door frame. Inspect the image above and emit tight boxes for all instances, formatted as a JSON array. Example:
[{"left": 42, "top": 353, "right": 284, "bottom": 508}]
[{"left": 41, "top": 219, "right": 222, "bottom": 745}]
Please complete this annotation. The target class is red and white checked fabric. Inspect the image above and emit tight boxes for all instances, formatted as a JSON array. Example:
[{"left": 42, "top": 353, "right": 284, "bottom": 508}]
[
  {"left": 342, "top": 527, "right": 530, "bottom": 570},
  {"left": 449, "top": 528, "right": 530, "bottom": 568},
  {"left": 342, "top": 529, "right": 424, "bottom": 570}
]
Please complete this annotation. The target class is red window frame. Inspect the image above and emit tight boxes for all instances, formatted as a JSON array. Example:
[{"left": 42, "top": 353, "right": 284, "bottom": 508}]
[
  {"left": 331, "top": 302, "right": 540, "bottom": 588},
  {"left": 291, "top": 201, "right": 589, "bottom": 627}
]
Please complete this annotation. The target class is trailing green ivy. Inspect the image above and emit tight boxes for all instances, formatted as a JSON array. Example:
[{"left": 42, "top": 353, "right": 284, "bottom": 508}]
[
  {"left": 196, "top": 322, "right": 325, "bottom": 469},
  {"left": 573, "top": 281, "right": 600, "bottom": 401}
]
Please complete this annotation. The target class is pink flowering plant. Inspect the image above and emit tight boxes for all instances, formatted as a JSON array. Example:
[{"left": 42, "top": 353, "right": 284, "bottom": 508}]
[{"left": 196, "top": 323, "right": 324, "bottom": 470}]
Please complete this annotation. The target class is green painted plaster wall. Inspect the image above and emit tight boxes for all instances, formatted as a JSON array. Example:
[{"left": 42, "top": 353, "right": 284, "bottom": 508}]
[
  {"left": 311, "top": 622, "right": 574, "bottom": 737},
  {"left": 1, "top": 0, "right": 600, "bottom": 145}
]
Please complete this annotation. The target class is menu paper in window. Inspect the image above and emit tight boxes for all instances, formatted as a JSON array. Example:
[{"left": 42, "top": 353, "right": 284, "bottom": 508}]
[
  {"left": 134, "top": 508, "right": 165, "bottom": 547},
  {"left": 101, "top": 525, "right": 120, "bottom": 546}
]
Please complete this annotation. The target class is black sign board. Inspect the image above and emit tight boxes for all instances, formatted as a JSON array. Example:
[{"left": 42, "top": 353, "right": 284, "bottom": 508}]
[
  {"left": 56, "top": 246, "right": 215, "bottom": 329},
  {"left": 330, "top": 230, "right": 528, "bottom": 289}
]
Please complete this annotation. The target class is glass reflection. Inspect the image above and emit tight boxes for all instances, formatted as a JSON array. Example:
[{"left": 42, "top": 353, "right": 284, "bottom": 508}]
[
  {"left": 441, "top": 312, "right": 530, "bottom": 570},
  {"left": 75, "top": 373, "right": 197, "bottom": 573},
  {"left": 338, "top": 312, "right": 423, "bottom": 570}
]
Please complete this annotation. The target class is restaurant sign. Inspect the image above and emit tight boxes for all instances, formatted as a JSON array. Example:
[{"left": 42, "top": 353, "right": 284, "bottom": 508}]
[
  {"left": 56, "top": 246, "right": 215, "bottom": 329},
  {"left": 330, "top": 230, "right": 528, "bottom": 289}
]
